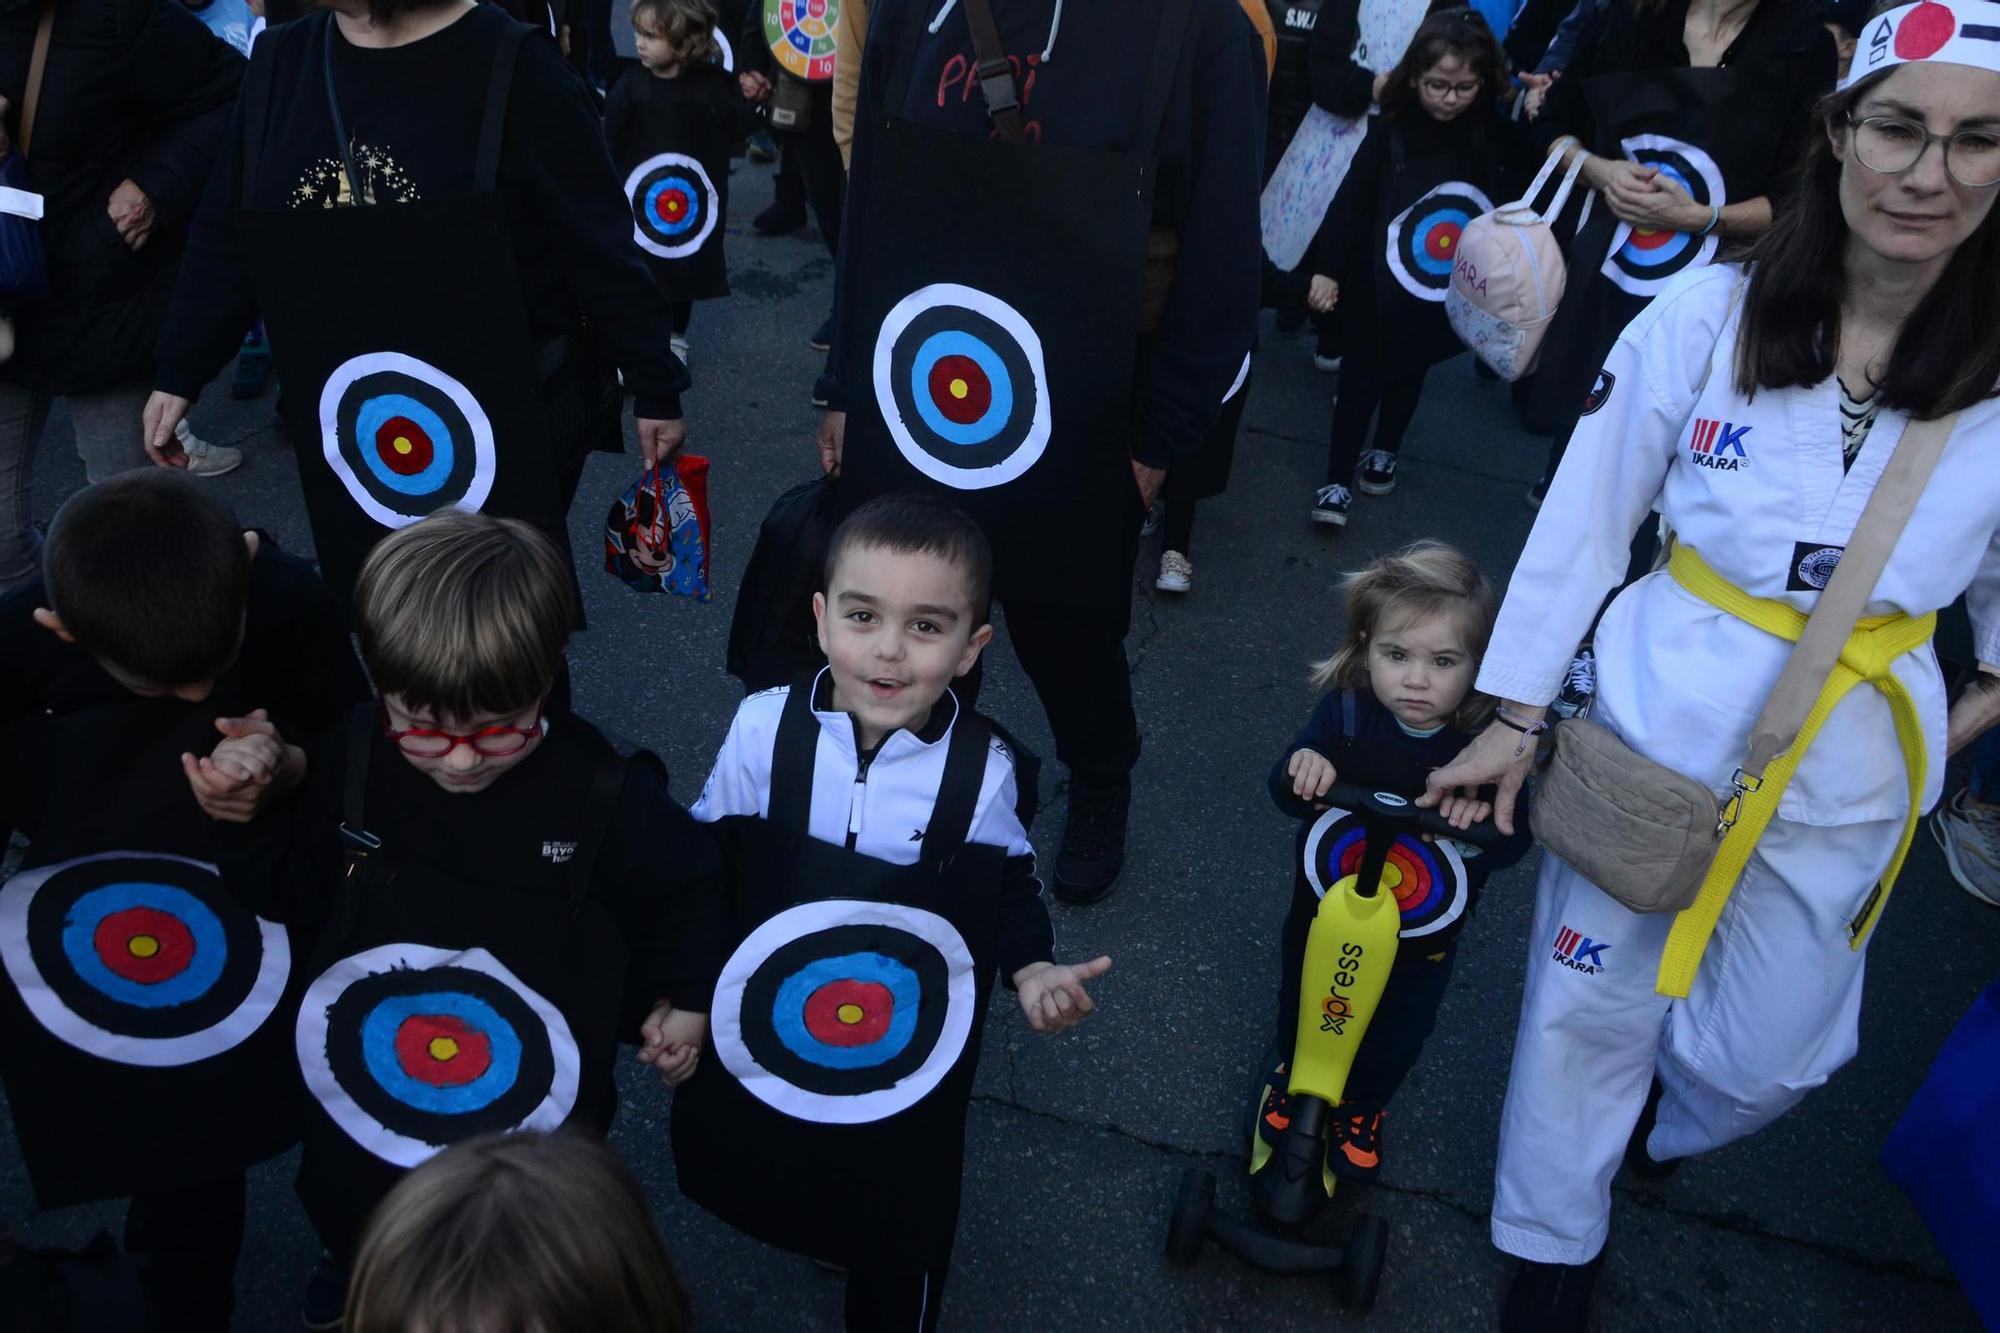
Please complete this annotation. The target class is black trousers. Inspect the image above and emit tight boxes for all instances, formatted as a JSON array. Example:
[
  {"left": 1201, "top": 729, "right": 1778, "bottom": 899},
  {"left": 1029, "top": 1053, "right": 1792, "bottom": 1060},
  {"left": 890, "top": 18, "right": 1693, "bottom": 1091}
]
[
  {"left": 1326, "top": 349, "right": 1431, "bottom": 484},
  {"left": 124, "top": 1173, "right": 248, "bottom": 1333},
  {"left": 776, "top": 84, "right": 845, "bottom": 260},
  {"left": 955, "top": 593, "right": 1142, "bottom": 787},
  {"left": 845, "top": 1260, "right": 950, "bottom": 1332}
]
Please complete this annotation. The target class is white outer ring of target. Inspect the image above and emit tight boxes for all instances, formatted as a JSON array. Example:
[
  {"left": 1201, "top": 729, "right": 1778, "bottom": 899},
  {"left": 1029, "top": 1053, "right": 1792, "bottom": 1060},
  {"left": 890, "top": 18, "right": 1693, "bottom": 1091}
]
[
  {"left": 715, "top": 29, "right": 734, "bottom": 70},
  {"left": 317, "top": 351, "right": 498, "bottom": 529},
  {"left": 1221, "top": 351, "right": 1251, "bottom": 405},
  {"left": 0, "top": 851, "right": 291, "bottom": 1067},
  {"left": 296, "top": 942, "right": 581, "bottom": 1169},
  {"left": 712, "top": 898, "right": 976, "bottom": 1125},
  {"left": 1383, "top": 180, "right": 1495, "bottom": 303},
  {"left": 871, "top": 282, "right": 1054, "bottom": 491},
  {"left": 1300, "top": 805, "right": 1469, "bottom": 939},
  {"left": 624, "top": 151, "right": 722, "bottom": 260},
  {"left": 1601, "top": 134, "right": 1725, "bottom": 297}
]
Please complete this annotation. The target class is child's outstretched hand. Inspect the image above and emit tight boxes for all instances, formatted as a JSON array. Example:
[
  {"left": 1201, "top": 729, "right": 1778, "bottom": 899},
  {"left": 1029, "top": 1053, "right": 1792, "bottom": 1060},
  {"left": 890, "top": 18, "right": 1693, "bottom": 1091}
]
[
  {"left": 638, "top": 1002, "right": 707, "bottom": 1087},
  {"left": 1288, "top": 747, "right": 1337, "bottom": 806},
  {"left": 182, "top": 710, "right": 304, "bottom": 824},
  {"left": 1013, "top": 957, "right": 1112, "bottom": 1033},
  {"left": 1308, "top": 275, "right": 1339, "bottom": 314}
]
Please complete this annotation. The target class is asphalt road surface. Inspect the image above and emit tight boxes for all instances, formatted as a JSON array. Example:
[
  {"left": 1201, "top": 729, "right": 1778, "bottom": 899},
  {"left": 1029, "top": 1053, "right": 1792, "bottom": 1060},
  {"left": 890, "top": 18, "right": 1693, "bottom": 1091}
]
[{"left": 5, "top": 156, "right": 1994, "bottom": 1331}]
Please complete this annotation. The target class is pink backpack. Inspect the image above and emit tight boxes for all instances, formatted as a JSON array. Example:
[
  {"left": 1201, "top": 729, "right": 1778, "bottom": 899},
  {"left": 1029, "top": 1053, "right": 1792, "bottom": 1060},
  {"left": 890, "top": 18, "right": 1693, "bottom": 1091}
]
[{"left": 1445, "top": 140, "right": 1586, "bottom": 381}]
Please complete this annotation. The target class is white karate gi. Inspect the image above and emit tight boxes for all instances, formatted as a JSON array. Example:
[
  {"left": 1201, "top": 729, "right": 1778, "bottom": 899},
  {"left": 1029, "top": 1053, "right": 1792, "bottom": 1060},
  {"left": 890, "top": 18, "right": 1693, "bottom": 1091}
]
[{"left": 1476, "top": 262, "right": 2000, "bottom": 1264}]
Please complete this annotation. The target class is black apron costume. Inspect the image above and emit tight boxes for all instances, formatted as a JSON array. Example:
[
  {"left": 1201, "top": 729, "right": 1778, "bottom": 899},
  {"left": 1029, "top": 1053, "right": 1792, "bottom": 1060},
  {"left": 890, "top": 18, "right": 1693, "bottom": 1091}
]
[
  {"left": 610, "top": 92, "right": 732, "bottom": 301},
  {"left": 671, "top": 685, "right": 1005, "bottom": 1269},
  {"left": 236, "top": 15, "right": 570, "bottom": 601},
  {"left": 1164, "top": 354, "right": 1251, "bottom": 506},
  {"left": 1370, "top": 120, "right": 1497, "bottom": 367},
  {"left": 834, "top": 0, "right": 1190, "bottom": 614},
  {"left": 292, "top": 713, "right": 630, "bottom": 1258},
  {"left": 0, "top": 704, "right": 301, "bottom": 1208}
]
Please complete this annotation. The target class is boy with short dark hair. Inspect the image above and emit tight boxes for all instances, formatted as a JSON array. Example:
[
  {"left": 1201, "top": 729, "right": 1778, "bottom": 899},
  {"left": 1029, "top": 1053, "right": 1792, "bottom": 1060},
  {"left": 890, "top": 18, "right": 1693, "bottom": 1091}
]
[
  {"left": 0, "top": 469, "right": 368, "bottom": 1332},
  {"left": 210, "top": 508, "right": 723, "bottom": 1324},
  {"left": 673, "top": 492, "right": 1112, "bottom": 1333}
]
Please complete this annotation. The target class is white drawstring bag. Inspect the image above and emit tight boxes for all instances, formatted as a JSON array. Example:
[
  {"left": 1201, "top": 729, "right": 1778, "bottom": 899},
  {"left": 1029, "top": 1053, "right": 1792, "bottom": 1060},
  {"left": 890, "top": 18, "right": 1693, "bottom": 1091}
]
[{"left": 1446, "top": 138, "right": 1585, "bottom": 380}]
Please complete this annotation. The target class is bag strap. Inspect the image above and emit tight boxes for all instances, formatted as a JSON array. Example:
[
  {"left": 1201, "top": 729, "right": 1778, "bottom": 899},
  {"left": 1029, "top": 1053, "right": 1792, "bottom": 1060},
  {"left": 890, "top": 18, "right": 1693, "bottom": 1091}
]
[
  {"left": 919, "top": 703, "right": 989, "bottom": 872},
  {"left": 959, "top": 0, "right": 1024, "bottom": 143},
  {"left": 563, "top": 746, "right": 629, "bottom": 913},
  {"left": 18, "top": 1, "right": 54, "bottom": 160},
  {"left": 1739, "top": 409, "right": 1958, "bottom": 778},
  {"left": 474, "top": 18, "right": 531, "bottom": 193},
  {"left": 767, "top": 671, "right": 823, "bottom": 836},
  {"left": 338, "top": 705, "right": 383, "bottom": 866},
  {"left": 1502, "top": 135, "right": 1584, "bottom": 224},
  {"left": 239, "top": 30, "right": 280, "bottom": 209}
]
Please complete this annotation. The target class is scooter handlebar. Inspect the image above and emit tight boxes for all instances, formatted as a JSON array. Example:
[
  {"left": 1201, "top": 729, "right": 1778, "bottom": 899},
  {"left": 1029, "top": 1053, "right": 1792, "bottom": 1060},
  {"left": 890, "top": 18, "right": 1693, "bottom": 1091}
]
[{"left": 1317, "top": 782, "right": 1503, "bottom": 850}]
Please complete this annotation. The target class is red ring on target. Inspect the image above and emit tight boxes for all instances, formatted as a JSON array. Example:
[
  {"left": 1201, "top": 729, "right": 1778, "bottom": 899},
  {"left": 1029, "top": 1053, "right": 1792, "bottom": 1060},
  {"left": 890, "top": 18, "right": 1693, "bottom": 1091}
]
[
  {"left": 926, "top": 355, "right": 993, "bottom": 425},
  {"left": 1627, "top": 227, "right": 1674, "bottom": 252},
  {"left": 655, "top": 190, "right": 690, "bottom": 224},
  {"left": 1423, "top": 221, "right": 1462, "bottom": 262},
  {"left": 95, "top": 907, "right": 195, "bottom": 985},
  {"left": 374, "top": 416, "right": 435, "bottom": 477},
  {"left": 803, "top": 979, "right": 894, "bottom": 1047},
  {"left": 393, "top": 1013, "right": 494, "bottom": 1088}
]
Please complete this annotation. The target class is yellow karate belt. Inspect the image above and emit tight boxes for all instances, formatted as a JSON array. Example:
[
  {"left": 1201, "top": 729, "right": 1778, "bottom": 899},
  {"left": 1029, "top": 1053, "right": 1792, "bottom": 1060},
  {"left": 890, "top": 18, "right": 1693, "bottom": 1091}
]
[{"left": 1657, "top": 544, "right": 1934, "bottom": 998}]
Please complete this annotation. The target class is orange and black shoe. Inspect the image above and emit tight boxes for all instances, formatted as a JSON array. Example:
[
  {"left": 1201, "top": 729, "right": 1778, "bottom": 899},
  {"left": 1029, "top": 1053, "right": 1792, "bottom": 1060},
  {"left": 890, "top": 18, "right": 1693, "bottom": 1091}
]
[
  {"left": 1249, "top": 1061, "right": 1292, "bottom": 1174},
  {"left": 1328, "top": 1101, "right": 1385, "bottom": 1183}
]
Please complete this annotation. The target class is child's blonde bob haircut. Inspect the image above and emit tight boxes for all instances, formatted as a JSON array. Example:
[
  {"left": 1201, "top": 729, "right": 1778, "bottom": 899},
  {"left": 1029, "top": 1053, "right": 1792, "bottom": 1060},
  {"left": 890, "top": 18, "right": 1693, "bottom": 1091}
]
[
  {"left": 353, "top": 509, "right": 575, "bottom": 721},
  {"left": 344, "top": 1132, "right": 690, "bottom": 1333},
  {"left": 632, "top": 0, "right": 721, "bottom": 64},
  {"left": 1309, "top": 539, "right": 1500, "bottom": 733}
]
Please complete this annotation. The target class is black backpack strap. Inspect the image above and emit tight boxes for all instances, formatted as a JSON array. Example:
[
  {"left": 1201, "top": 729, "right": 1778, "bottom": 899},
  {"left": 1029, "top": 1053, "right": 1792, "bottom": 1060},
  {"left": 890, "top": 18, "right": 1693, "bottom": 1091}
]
[
  {"left": 918, "top": 703, "right": 990, "bottom": 872},
  {"left": 960, "top": 0, "right": 1025, "bottom": 143},
  {"left": 337, "top": 705, "right": 381, "bottom": 869},
  {"left": 563, "top": 745, "right": 632, "bottom": 913},
  {"left": 767, "top": 674, "right": 823, "bottom": 839},
  {"left": 475, "top": 18, "right": 533, "bottom": 192},
  {"left": 1136, "top": 0, "right": 1194, "bottom": 158},
  {"left": 1340, "top": 689, "right": 1358, "bottom": 739}
]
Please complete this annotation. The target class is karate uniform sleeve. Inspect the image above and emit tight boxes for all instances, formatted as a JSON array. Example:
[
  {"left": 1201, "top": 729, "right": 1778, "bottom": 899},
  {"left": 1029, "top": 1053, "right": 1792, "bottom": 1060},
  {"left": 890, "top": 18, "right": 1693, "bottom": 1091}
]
[
  {"left": 611, "top": 765, "right": 728, "bottom": 1028},
  {"left": 1968, "top": 526, "right": 2000, "bottom": 670},
  {"left": 1307, "top": 0, "right": 1375, "bottom": 117},
  {"left": 1476, "top": 266, "right": 1736, "bottom": 705},
  {"left": 118, "top": 0, "right": 246, "bottom": 234},
  {"left": 971, "top": 755, "right": 1053, "bottom": 982},
  {"left": 153, "top": 62, "right": 261, "bottom": 403},
  {"left": 1269, "top": 691, "right": 1350, "bottom": 819}
]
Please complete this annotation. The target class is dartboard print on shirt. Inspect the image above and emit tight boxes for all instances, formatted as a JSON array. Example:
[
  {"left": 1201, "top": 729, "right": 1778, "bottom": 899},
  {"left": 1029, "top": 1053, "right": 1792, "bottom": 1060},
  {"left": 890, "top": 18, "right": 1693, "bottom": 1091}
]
[
  {"left": 0, "top": 852, "right": 291, "bottom": 1067},
  {"left": 713, "top": 899, "right": 977, "bottom": 1125},
  {"left": 1385, "top": 182, "right": 1494, "bottom": 301},
  {"left": 317, "top": 352, "right": 498, "bottom": 529},
  {"left": 624, "top": 152, "right": 722, "bottom": 260},
  {"left": 871, "top": 283, "right": 1054, "bottom": 491},
  {"left": 763, "top": 0, "right": 839, "bottom": 81},
  {"left": 1600, "top": 135, "right": 1726, "bottom": 297},
  {"left": 297, "top": 943, "right": 581, "bottom": 1168},
  {"left": 1302, "top": 804, "right": 1470, "bottom": 938}
]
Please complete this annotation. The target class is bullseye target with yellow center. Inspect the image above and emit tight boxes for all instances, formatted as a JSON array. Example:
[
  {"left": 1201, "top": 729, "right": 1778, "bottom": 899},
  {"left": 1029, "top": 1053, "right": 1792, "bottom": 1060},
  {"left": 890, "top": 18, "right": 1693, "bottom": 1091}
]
[
  {"left": 297, "top": 943, "right": 580, "bottom": 1168},
  {"left": 1601, "top": 135, "right": 1725, "bottom": 296},
  {"left": 762, "top": 0, "right": 839, "bottom": 81},
  {"left": 317, "top": 352, "right": 496, "bottom": 530},
  {"left": 1385, "top": 182, "right": 1494, "bottom": 302},
  {"left": 714, "top": 899, "right": 975, "bottom": 1124},
  {"left": 872, "top": 283, "right": 1052, "bottom": 491},
  {"left": 623, "top": 152, "right": 721, "bottom": 260},
  {"left": 1302, "top": 805, "right": 1470, "bottom": 938},
  {"left": 0, "top": 852, "right": 290, "bottom": 1066}
]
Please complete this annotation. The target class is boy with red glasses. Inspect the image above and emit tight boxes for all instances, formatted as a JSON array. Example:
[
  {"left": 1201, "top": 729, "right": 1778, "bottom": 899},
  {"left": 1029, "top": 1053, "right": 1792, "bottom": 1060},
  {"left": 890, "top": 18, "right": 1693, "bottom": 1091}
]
[{"left": 203, "top": 508, "right": 725, "bottom": 1326}]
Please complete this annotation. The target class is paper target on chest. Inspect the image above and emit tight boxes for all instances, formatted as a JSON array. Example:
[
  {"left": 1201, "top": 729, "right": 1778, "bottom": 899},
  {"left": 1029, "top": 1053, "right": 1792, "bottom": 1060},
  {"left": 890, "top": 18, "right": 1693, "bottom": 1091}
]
[
  {"left": 296, "top": 943, "right": 581, "bottom": 1168},
  {"left": 0, "top": 852, "right": 291, "bottom": 1066},
  {"left": 1600, "top": 135, "right": 1725, "bottom": 296},
  {"left": 317, "top": 352, "right": 497, "bottom": 531},
  {"left": 1385, "top": 181, "right": 1493, "bottom": 302},
  {"left": 763, "top": 0, "right": 839, "bottom": 80},
  {"left": 1302, "top": 805, "right": 1469, "bottom": 938},
  {"left": 613, "top": 101, "right": 733, "bottom": 300},
  {"left": 713, "top": 899, "right": 976, "bottom": 1125},
  {"left": 626, "top": 153, "right": 721, "bottom": 260}
]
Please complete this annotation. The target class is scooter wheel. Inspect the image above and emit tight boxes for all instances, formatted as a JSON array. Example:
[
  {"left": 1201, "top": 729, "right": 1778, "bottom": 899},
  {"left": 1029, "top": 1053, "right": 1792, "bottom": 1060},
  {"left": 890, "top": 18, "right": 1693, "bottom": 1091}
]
[
  {"left": 1164, "top": 1168, "right": 1215, "bottom": 1267},
  {"left": 1340, "top": 1213, "right": 1390, "bottom": 1312}
]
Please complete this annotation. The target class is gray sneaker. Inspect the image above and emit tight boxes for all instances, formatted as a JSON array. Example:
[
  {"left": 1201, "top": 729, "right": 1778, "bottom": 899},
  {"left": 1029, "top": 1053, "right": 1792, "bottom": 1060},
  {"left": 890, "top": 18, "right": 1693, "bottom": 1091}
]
[
  {"left": 176, "top": 419, "right": 242, "bottom": 478},
  {"left": 1931, "top": 789, "right": 2000, "bottom": 906}
]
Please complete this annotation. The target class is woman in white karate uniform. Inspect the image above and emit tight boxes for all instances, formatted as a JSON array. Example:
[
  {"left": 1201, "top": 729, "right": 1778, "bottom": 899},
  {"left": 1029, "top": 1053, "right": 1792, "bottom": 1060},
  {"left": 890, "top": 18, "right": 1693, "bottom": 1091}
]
[{"left": 1420, "top": 8, "right": 2000, "bottom": 1327}]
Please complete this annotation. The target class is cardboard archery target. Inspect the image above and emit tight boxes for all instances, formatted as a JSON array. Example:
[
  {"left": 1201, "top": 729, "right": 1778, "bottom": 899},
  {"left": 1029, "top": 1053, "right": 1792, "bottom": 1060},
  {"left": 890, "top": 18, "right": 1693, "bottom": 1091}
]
[
  {"left": 763, "top": 0, "right": 839, "bottom": 80},
  {"left": 1385, "top": 182, "right": 1493, "bottom": 302},
  {"left": 713, "top": 900, "right": 976, "bottom": 1125},
  {"left": 317, "top": 352, "right": 497, "bottom": 530},
  {"left": 714, "top": 29, "right": 734, "bottom": 71},
  {"left": 1600, "top": 135, "right": 1726, "bottom": 297},
  {"left": 623, "top": 152, "right": 721, "bottom": 260},
  {"left": 297, "top": 943, "right": 580, "bottom": 1168},
  {"left": 1302, "top": 804, "right": 1470, "bottom": 939},
  {"left": 0, "top": 852, "right": 290, "bottom": 1067},
  {"left": 871, "top": 283, "right": 1053, "bottom": 491}
]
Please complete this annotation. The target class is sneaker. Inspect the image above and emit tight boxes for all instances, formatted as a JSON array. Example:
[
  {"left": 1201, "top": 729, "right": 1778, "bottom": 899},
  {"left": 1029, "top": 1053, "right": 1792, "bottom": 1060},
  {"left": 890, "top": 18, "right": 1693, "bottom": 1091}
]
[
  {"left": 1526, "top": 474, "right": 1550, "bottom": 510},
  {"left": 1500, "top": 1255, "right": 1603, "bottom": 1333},
  {"left": 1155, "top": 549, "right": 1193, "bottom": 594},
  {"left": 1357, "top": 449, "right": 1398, "bottom": 496},
  {"left": 1328, "top": 1101, "right": 1383, "bottom": 1182},
  {"left": 1312, "top": 351, "right": 1343, "bottom": 374},
  {"left": 808, "top": 317, "right": 834, "bottom": 353},
  {"left": 176, "top": 419, "right": 242, "bottom": 478},
  {"left": 231, "top": 338, "right": 271, "bottom": 400},
  {"left": 669, "top": 333, "right": 690, "bottom": 368},
  {"left": 1623, "top": 1077, "right": 1682, "bottom": 1181},
  {"left": 752, "top": 199, "right": 806, "bottom": 235},
  {"left": 301, "top": 1252, "right": 348, "bottom": 1331},
  {"left": 1551, "top": 648, "right": 1596, "bottom": 721},
  {"left": 1931, "top": 789, "right": 2000, "bottom": 906},
  {"left": 1311, "top": 483, "right": 1351, "bottom": 527},
  {"left": 1255, "top": 1063, "right": 1293, "bottom": 1150},
  {"left": 748, "top": 131, "right": 778, "bottom": 163},
  {"left": 1140, "top": 502, "right": 1160, "bottom": 537},
  {"left": 1051, "top": 779, "right": 1130, "bottom": 904}
]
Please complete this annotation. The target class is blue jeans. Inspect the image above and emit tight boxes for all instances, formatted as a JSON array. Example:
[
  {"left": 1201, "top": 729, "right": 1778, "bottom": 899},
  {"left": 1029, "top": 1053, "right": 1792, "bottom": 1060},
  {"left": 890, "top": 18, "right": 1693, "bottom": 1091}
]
[{"left": 0, "top": 378, "right": 153, "bottom": 591}]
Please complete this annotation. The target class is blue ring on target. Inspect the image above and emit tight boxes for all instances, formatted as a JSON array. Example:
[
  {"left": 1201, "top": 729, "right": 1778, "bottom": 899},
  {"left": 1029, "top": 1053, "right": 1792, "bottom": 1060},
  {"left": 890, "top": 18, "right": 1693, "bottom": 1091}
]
[
  {"left": 60, "top": 881, "right": 226, "bottom": 1010},
  {"left": 1412, "top": 207, "right": 1473, "bottom": 276},
  {"left": 1614, "top": 166, "right": 1696, "bottom": 270},
  {"left": 908, "top": 330, "right": 1014, "bottom": 447},
  {"left": 770, "top": 951, "right": 920, "bottom": 1069},
  {"left": 642, "top": 177, "right": 702, "bottom": 237},
  {"left": 358, "top": 990, "right": 523, "bottom": 1116},
  {"left": 352, "top": 393, "right": 455, "bottom": 496}
]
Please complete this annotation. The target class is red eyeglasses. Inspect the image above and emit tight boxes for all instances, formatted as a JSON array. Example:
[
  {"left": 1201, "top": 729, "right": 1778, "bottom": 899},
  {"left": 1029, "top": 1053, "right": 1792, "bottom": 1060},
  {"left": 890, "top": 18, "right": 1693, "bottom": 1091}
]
[{"left": 381, "top": 703, "right": 545, "bottom": 758}]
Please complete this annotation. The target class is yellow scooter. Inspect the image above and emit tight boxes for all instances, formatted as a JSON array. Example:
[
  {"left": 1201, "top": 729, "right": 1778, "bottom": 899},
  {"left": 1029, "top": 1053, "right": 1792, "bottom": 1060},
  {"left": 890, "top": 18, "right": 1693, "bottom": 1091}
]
[{"left": 1164, "top": 783, "right": 1498, "bottom": 1312}]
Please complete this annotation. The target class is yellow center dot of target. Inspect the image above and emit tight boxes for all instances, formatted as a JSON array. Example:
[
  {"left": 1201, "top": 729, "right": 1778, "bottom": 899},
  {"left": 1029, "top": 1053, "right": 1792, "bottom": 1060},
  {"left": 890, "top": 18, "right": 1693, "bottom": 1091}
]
[
  {"left": 128, "top": 934, "right": 160, "bottom": 959},
  {"left": 949, "top": 378, "right": 970, "bottom": 400},
  {"left": 392, "top": 436, "right": 414, "bottom": 456},
  {"left": 429, "top": 1036, "right": 461, "bottom": 1062},
  {"left": 836, "top": 1002, "right": 865, "bottom": 1026}
]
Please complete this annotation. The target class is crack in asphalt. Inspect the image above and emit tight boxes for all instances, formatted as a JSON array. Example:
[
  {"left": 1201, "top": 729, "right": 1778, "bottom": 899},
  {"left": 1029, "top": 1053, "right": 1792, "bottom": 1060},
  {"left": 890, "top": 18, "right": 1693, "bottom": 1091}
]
[{"left": 968, "top": 1092, "right": 1955, "bottom": 1287}]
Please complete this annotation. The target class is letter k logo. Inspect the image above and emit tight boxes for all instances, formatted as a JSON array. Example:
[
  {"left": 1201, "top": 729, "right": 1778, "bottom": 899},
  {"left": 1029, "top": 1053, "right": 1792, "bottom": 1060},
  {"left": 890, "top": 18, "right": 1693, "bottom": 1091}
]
[
  {"left": 1574, "top": 938, "right": 1609, "bottom": 967},
  {"left": 1715, "top": 423, "right": 1752, "bottom": 457}
]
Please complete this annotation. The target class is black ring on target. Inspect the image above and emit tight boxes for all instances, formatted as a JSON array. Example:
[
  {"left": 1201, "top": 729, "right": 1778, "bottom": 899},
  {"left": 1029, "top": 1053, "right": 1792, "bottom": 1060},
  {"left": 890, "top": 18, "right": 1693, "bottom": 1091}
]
[
  {"left": 1386, "top": 182, "right": 1492, "bottom": 302},
  {"left": 1301, "top": 805, "right": 1469, "bottom": 939},
  {"left": 624, "top": 152, "right": 720, "bottom": 259},
  {"left": 317, "top": 353, "right": 497, "bottom": 529},
  {"left": 1602, "top": 136, "right": 1724, "bottom": 295},
  {"left": 0, "top": 852, "right": 289, "bottom": 1066}
]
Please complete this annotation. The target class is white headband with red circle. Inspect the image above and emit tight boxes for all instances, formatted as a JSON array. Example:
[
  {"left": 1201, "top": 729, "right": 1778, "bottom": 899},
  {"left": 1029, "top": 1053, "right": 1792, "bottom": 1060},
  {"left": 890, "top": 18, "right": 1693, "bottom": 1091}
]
[{"left": 1842, "top": 0, "right": 2000, "bottom": 90}]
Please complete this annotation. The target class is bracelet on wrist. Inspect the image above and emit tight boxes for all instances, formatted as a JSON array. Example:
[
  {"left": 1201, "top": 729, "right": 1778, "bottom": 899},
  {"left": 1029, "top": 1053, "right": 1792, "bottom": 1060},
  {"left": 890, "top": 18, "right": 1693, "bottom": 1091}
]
[
  {"left": 1494, "top": 706, "right": 1551, "bottom": 756},
  {"left": 1696, "top": 202, "right": 1723, "bottom": 237}
]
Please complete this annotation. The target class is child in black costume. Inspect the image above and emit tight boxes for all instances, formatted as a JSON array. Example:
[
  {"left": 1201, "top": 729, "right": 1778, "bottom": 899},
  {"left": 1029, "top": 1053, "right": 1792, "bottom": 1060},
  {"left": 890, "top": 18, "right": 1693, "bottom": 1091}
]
[
  {"left": 206, "top": 510, "right": 724, "bottom": 1319},
  {"left": 0, "top": 471, "right": 368, "bottom": 1332},
  {"left": 1262, "top": 541, "right": 1530, "bottom": 1181},
  {"left": 675, "top": 494, "right": 1112, "bottom": 1333}
]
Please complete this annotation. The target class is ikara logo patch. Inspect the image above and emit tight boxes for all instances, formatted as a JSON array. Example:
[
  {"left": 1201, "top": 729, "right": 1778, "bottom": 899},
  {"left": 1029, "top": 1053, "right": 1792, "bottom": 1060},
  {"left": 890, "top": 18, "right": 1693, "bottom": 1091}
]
[
  {"left": 1688, "top": 418, "right": 1751, "bottom": 471},
  {"left": 1582, "top": 368, "right": 1615, "bottom": 416},
  {"left": 1553, "top": 924, "right": 1608, "bottom": 975},
  {"left": 1788, "top": 541, "right": 1844, "bottom": 591}
]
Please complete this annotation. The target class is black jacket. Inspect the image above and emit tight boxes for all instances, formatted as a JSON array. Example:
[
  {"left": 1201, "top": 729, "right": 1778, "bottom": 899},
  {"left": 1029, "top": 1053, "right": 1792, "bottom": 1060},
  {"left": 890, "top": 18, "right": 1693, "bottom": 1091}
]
[{"left": 0, "top": 0, "right": 242, "bottom": 395}]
